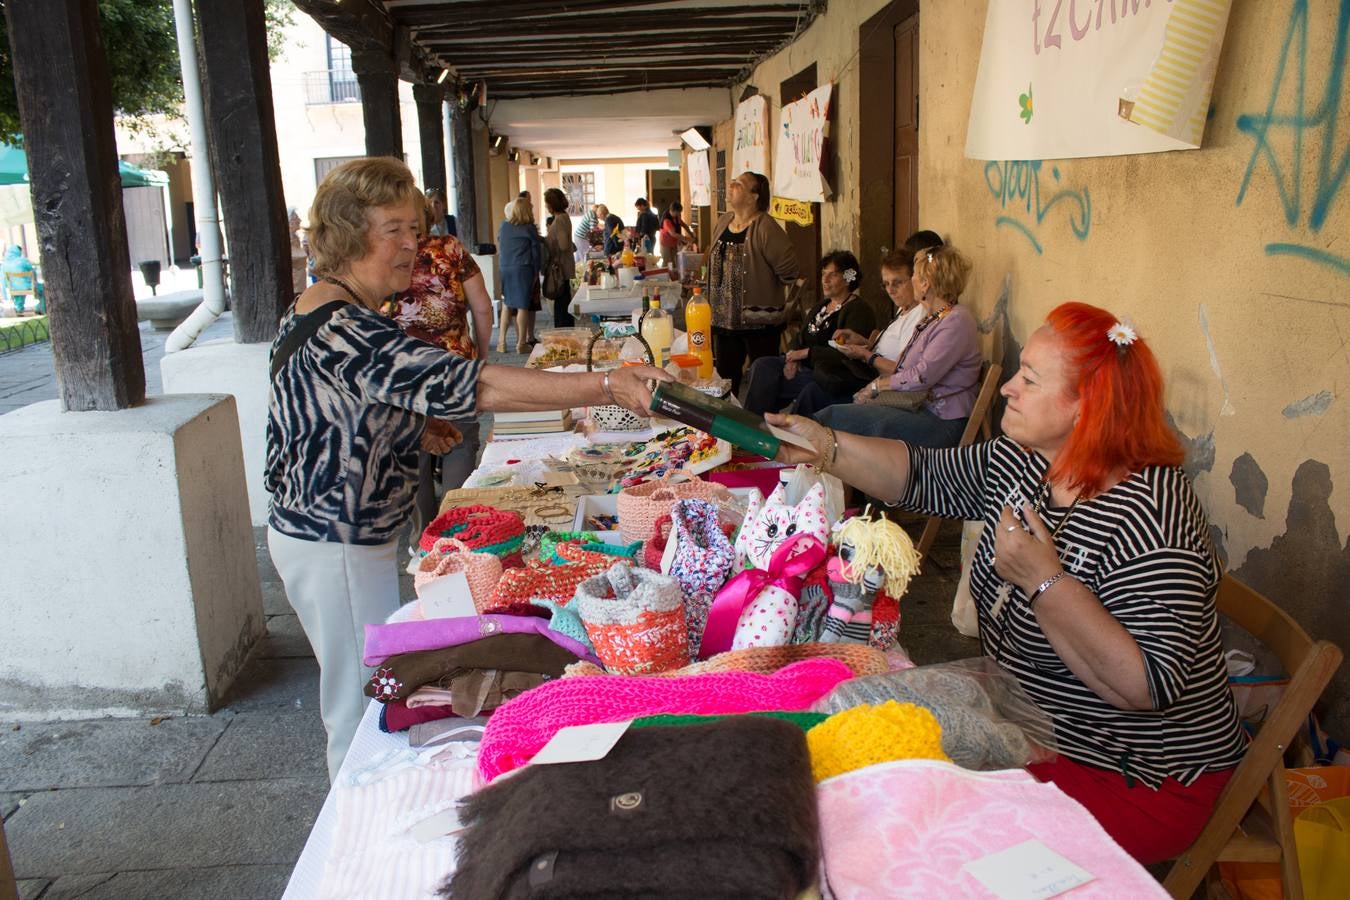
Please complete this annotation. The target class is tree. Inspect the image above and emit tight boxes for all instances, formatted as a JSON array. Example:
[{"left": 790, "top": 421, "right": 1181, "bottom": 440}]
[{"left": 0, "top": 0, "right": 295, "bottom": 146}]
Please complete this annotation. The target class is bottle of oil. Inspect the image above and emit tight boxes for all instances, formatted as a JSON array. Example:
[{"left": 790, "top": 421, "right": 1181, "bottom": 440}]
[
  {"left": 640, "top": 292, "right": 672, "bottom": 368},
  {"left": 684, "top": 285, "right": 714, "bottom": 378}
]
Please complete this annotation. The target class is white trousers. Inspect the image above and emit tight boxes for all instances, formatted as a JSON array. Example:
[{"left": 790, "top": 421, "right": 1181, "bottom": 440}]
[{"left": 266, "top": 527, "right": 401, "bottom": 780}]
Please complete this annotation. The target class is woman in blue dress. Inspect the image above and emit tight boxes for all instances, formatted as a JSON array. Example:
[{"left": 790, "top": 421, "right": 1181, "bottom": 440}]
[{"left": 497, "top": 197, "right": 545, "bottom": 353}]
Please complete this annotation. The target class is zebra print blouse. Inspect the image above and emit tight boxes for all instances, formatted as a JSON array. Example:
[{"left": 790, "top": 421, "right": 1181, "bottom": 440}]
[
  {"left": 265, "top": 303, "right": 482, "bottom": 545},
  {"left": 900, "top": 437, "right": 1247, "bottom": 788}
]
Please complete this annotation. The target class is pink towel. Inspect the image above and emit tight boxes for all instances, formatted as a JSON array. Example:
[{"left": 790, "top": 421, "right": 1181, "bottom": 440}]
[
  {"left": 817, "top": 759, "right": 1167, "bottom": 898},
  {"left": 477, "top": 657, "right": 852, "bottom": 781}
]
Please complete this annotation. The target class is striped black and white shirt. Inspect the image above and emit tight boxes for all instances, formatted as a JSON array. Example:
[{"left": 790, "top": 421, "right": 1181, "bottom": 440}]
[
  {"left": 901, "top": 437, "right": 1247, "bottom": 788},
  {"left": 265, "top": 303, "right": 482, "bottom": 545}
]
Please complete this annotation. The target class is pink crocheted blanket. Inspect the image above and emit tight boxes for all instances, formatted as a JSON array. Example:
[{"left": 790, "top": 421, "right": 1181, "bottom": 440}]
[{"left": 476, "top": 657, "right": 853, "bottom": 782}]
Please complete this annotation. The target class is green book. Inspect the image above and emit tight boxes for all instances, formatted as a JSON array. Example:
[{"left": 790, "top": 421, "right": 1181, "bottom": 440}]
[{"left": 649, "top": 381, "right": 814, "bottom": 459}]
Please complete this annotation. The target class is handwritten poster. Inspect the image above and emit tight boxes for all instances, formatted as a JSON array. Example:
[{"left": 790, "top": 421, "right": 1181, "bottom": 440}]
[
  {"left": 773, "top": 82, "right": 833, "bottom": 202},
  {"left": 688, "top": 150, "right": 711, "bottom": 207},
  {"left": 965, "top": 0, "right": 1233, "bottom": 160},
  {"left": 731, "top": 94, "right": 770, "bottom": 177}
]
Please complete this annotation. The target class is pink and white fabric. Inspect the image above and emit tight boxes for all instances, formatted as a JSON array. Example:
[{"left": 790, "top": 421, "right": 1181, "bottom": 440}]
[
  {"left": 316, "top": 753, "right": 480, "bottom": 899},
  {"left": 817, "top": 759, "right": 1167, "bottom": 898}
]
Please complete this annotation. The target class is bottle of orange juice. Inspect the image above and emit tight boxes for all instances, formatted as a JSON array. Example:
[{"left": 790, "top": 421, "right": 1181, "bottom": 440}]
[{"left": 685, "top": 285, "right": 714, "bottom": 378}]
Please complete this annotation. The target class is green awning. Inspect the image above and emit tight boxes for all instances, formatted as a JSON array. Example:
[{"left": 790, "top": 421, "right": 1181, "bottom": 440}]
[{"left": 0, "top": 143, "right": 168, "bottom": 187}]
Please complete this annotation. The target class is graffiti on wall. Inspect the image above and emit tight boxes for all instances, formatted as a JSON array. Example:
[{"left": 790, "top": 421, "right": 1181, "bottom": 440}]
[
  {"left": 1235, "top": 0, "right": 1349, "bottom": 276},
  {"left": 983, "top": 160, "right": 1092, "bottom": 254}
]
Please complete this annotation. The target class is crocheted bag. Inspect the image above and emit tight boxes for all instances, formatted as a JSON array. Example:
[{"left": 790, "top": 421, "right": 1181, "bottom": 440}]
[
  {"left": 419, "top": 504, "right": 524, "bottom": 557},
  {"left": 574, "top": 562, "right": 689, "bottom": 675},
  {"left": 616, "top": 475, "right": 730, "bottom": 544},
  {"left": 413, "top": 538, "right": 504, "bottom": 615},
  {"left": 666, "top": 499, "right": 737, "bottom": 657},
  {"left": 489, "top": 555, "right": 613, "bottom": 608},
  {"left": 644, "top": 512, "right": 737, "bottom": 571}
]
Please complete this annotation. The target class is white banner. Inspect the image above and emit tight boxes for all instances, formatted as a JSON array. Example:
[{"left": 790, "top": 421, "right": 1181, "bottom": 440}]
[
  {"left": 773, "top": 83, "right": 833, "bottom": 202},
  {"left": 731, "top": 94, "right": 770, "bottom": 177},
  {"left": 965, "top": 0, "right": 1233, "bottom": 160},
  {"left": 688, "top": 150, "right": 711, "bottom": 207}
]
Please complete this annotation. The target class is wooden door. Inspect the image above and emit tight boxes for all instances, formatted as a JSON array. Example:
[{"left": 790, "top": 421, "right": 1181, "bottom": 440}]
[
  {"left": 894, "top": 14, "right": 919, "bottom": 247},
  {"left": 858, "top": 1, "right": 920, "bottom": 317}
]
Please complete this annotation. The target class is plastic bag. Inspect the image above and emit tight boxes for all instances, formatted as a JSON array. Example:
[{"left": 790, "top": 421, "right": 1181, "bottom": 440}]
[
  {"left": 779, "top": 463, "right": 845, "bottom": 526},
  {"left": 951, "top": 520, "right": 983, "bottom": 637},
  {"left": 1220, "top": 766, "right": 1350, "bottom": 900},
  {"left": 812, "top": 657, "right": 1058, "bottom": 770}
]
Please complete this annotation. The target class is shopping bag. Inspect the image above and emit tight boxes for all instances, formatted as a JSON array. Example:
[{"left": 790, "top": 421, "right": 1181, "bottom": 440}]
[{"left": 1219, "top": 766, "right": 1350, "bottom": 900}]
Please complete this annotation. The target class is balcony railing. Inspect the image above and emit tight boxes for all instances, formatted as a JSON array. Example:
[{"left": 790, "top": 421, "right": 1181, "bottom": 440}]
[{"left": 304, "top": 70, "right": 361, "bottom": 105}]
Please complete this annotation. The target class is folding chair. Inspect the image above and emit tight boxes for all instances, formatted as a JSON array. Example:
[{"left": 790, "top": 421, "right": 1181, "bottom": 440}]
[
  {"left": 4, "top": 271, "right": 36, "bottom": 314},
  {"left": 1163, "top": 575, "right": 1343, "bottom": 899},
  {"left": 913, "top": 362, "right": 1002, "bottom": 562}
]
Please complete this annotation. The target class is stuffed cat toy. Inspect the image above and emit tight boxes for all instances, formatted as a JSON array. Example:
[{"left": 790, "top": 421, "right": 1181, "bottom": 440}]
[{"left": 735, "top": 481, "right": 831, "bottom": 570}]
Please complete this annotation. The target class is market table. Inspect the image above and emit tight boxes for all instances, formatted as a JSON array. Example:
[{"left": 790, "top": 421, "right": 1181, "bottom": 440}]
[
  {"left": 571, "top": 279, "right": 683, "bottom": 318},
  {"left": 280, "top": 407, "right": 1169, "bottom": 900}
]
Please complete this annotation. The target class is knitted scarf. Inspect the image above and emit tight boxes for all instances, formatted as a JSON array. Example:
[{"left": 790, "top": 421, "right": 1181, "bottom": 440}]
[{"left": 476, "top": 657, "right": 852, "bottom": 782}]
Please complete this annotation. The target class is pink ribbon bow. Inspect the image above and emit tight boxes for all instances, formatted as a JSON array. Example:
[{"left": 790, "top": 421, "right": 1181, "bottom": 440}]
[{"left": 697, "top": 534, "right": 827, "bottom": 659}]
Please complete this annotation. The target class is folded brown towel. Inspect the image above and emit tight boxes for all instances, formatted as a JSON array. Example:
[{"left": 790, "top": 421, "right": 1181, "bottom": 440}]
[
  {"left": 442, "top": 716, "right": 819, "bottom": 899},
  {"left": 364, "top": 632, "right": 579, "bottom": 702}
]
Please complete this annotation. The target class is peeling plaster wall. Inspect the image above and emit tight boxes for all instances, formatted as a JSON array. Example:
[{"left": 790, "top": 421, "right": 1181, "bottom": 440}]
[
  {"left": 724, "top": 0, "right": 893, "bottom": 251},
  {"left": 731, "top": 0, "right": 1350, "bottom": 735},
  {"left": 921, "top": 0, "right": 1350, "bottom": 732}
]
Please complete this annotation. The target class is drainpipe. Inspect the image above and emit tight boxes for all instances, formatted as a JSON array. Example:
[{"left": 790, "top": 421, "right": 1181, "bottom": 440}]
[{"left": 165, "top": 0, "right": 226, "bottom": 353}]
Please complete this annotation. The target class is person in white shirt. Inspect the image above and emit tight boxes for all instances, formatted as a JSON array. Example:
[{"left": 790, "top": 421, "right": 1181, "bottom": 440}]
[
  {"left": 791, "top": 231, "right": 947, "bottom": 417},
  {"left": 831, "top": 231, "right": 945, "bottom": 378}
]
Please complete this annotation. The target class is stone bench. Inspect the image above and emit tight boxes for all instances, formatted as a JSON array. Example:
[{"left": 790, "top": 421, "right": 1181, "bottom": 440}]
[{"left": 136, "top": 289, "right": 204, "bottom": 331}]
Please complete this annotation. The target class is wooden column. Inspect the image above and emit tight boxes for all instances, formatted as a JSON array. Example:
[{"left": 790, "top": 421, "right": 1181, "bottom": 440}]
[
  {"left": 352, "top": 49, "right": 403, "bottom": 159},
  {"left": 3, "top": 0, "right": 145, "bottom": 410},
  {"left": 197, "top": 0, "right": 291, "bottom": 342},
  {"left": 413, "top": 83, "right": 447, "bottom": 193},
  {"left": 450, "top": 106, "right": 478, "bottom": 245}
]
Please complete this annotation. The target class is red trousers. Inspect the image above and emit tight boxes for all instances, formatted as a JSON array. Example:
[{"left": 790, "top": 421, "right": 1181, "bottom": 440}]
[{"left": 1027, "top": 756, "right": 1234, "bottom": 865}]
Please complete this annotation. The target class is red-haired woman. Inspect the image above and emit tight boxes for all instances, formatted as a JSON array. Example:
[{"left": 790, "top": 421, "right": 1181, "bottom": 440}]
[{"left": 766, "top": 301, "right": 1245, "bottom": 865}]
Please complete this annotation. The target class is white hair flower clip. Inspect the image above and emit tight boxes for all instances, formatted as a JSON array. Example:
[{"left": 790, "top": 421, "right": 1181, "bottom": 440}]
[
  {"left": 842, "top": 268, "right": 858, "bottom": 283},
  {"left": 1107, "top": 322, "right": 1138, "bottom": 347}
]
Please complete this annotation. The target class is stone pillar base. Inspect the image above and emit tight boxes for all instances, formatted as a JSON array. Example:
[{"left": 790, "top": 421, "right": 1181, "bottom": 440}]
[
  {"left": 0, "top": 395, "right": 265, "bottom": 719},
  {"left": 161, "top": 338, "right": 271, "bottom": 526}
]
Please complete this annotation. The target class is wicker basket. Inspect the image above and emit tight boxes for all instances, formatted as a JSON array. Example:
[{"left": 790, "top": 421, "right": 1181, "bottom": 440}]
[{"left": 586, "top": 327, "right": 653, "bottom": 432}]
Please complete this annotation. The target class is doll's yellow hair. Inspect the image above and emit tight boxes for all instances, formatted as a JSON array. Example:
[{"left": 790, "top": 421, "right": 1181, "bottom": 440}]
[{"left": 833, "top": 516, "right": 922, "bottom": 598}]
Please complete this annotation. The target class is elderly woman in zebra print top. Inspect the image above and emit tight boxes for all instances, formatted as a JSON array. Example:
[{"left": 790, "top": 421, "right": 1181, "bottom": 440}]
[
  {"left": 264, "top": 157, "right": 666, "bottom": 780},
  {"left": 768, "top": 301, "right": 1245, "bottom": 865}
]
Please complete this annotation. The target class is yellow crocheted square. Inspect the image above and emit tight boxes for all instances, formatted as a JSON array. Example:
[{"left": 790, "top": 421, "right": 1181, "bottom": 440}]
[{"left": 807, "top": 700, "right": 949, "bottom": 782}]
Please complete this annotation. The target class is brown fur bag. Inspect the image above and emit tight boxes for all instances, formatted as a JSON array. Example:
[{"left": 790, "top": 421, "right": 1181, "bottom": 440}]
[{"left": 442, "top": 716, "right": 820, "bottom": 899}]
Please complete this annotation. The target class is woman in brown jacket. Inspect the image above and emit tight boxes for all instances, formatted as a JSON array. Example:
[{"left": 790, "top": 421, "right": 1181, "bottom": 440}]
[
  {"left": 705, "top": 170, "right": 800, "bottom": 394},
  {"left": 543, "top": 187, "right": 578, "bottom": 327}
]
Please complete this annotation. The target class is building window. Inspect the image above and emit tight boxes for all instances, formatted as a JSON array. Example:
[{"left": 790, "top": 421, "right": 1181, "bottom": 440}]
[
  {"left": 314, "top": 155, "right": 362, "bottom": 186},
  {"left": 306, "top": 36, "right": 360, "bottom": 104},
  {"left": 561, "top": 172, "right": 595, "bottom": 213}
]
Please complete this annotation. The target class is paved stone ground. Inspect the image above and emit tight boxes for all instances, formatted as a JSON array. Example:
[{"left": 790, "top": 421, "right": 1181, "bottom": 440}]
[{"left": 0, "top": 307, "right": 978, "bottom": 898}]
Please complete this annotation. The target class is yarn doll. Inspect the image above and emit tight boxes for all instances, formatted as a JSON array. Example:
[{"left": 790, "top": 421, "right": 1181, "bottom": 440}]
[{"left": 819, "top": 515, "right": 921, "bottom": 649}]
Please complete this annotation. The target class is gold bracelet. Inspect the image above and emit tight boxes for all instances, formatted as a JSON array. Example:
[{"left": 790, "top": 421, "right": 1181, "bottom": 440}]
[
  {"left": 829, "top": 427, "right": 840, "bottom": 468},
  {"left": 817, "top": 427, "right": 836, "bottom": 472}
]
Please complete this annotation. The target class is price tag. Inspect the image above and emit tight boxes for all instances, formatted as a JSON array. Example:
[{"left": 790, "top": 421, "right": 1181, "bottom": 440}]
[
  {"left": 961, "top": 839, "right": 1095, "bottom": 899},
  {"left": 416, "top": 570, "right": 476, "bottom": 619},
  {"left": 529, "top": 721, "right": 632, "bottom": 766}
]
